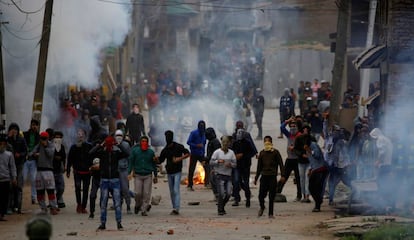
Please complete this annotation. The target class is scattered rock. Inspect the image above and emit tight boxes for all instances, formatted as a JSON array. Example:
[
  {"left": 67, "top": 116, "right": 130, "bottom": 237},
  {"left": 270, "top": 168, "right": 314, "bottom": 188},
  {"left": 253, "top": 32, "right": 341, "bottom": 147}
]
[
  {"left": 151, "top": 195, "right": 162, "bottom": 205},
  {"left": 274, "top": 194, "right": 287, "bottom": 202},
  {"left": 262, "top": 235, "right": 271, "bottom": 239},
  {"left": 66, "top": 232, "right": 77, "bottom": 236},
  {"left": 167, "top": 229, "right": 174, "bottom": 235}
]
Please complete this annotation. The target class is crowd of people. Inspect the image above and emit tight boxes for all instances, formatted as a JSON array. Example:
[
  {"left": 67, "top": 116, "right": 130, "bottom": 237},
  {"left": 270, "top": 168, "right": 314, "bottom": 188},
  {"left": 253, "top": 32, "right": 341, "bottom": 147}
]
[{"left": 0, "top": 66, "right": 412, "bottom": 228}]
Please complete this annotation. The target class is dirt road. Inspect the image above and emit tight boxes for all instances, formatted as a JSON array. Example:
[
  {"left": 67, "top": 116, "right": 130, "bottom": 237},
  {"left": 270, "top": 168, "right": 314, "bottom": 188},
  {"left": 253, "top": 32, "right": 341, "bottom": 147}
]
[{"left": 0, "top": 109, "right": 338, "bottom": 240}]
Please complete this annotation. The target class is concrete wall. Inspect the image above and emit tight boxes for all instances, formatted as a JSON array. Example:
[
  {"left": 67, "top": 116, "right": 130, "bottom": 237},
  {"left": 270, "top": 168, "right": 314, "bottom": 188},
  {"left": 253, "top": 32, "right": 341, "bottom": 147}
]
[{"left": 263, "top": 49, "right": 334, "bottom": 108}]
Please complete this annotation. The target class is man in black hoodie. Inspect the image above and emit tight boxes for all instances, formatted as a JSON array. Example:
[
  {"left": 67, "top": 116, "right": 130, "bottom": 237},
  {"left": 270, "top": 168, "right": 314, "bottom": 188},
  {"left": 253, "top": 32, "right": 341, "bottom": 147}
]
[
  {"left": 158, "top": 130, "right": 190, "bottom": 215},
  {"left": 205, "top": 127, "right": 221, "bottom": 200},
  {"left": 7, "top": 123, "right": 27, "bottom": 213},
  {"left": 125, "top": 104, "right": 146, "bottom": 145}
]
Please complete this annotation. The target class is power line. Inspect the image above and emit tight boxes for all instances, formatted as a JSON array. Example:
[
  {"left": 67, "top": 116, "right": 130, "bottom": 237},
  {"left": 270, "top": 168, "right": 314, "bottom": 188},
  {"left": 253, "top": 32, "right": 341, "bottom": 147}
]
[
  {"left": 9, "top": 0, "right": 46, "bottom": 14},
  {"left": 1, "top": 43, "right": 39, "bottom": 59},
  {"left": 3, "top": 24, "right": 42, "bottom": 40},
  {"left": 96, "top": 0, "right": 340, "bottom": 12}
]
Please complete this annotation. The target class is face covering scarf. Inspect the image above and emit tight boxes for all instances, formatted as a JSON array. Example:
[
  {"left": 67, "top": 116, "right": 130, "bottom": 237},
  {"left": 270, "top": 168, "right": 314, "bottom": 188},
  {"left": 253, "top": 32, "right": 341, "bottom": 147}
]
[
  {"left": 264, "top": 142, "right": 274, "bottom": 152},
  {"left": 141, "top": 140, "right": 149, "bottom": 151}
]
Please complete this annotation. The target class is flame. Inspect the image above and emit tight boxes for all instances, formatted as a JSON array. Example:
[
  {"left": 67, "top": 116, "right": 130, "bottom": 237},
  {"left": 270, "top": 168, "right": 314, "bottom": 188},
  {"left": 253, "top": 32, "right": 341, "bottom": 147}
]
[
  {"left": 193, "top": 163, "right": 205, "bottom": 185},
  {"left": 182, "top": 162, "right": 205, "bottom": 185}
]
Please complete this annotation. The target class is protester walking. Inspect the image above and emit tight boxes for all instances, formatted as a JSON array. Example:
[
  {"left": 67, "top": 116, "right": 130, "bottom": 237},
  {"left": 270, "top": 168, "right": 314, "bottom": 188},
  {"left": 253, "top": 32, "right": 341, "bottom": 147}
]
[
  {"left": 158, "top": 130, "right": 190, "bottom": 215},
  {"left": 254, "top": 136, "right": 284, "bottom": 218},
  {"left": 128, "top": 136, "right": 158, "bottom": 216}
]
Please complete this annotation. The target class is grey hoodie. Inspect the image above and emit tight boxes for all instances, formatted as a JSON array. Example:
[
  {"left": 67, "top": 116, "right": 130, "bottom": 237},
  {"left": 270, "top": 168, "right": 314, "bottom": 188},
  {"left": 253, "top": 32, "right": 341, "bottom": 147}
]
[
  {"left": 30, "top": 141, "right": 55, "bottom": 170},
  {"left": 369, "top": 128, "right": 393, "bottom": 166},
  {"left": 0, "top": 150, "right": 17, "bottom": 182}
]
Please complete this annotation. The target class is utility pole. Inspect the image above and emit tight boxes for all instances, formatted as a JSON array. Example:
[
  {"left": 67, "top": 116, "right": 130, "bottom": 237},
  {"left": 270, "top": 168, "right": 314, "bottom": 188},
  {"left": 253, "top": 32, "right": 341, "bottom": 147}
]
[
  {"left": 0, "top": 19, "right": 9, "bottom": 131},
  {"left": 359, "top": 0, "right": 377, "bottom": 117},
  {"left": 329, "top": 0, "right": 350, "bottom": 126},
  {"left": 32, "top": 0, "right": 53, "bottom": 124}
]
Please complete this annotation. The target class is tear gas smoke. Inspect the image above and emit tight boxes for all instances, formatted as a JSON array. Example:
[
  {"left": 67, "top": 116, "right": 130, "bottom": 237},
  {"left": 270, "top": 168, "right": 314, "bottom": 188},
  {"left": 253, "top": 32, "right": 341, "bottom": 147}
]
[{"left": 2, "top": 0, "right": 131, "bottom": 129}]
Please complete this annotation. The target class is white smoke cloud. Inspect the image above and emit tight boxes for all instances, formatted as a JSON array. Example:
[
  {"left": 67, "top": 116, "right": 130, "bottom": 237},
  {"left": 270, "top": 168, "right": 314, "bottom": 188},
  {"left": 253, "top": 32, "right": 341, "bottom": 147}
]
[{"left": 2, "top": 0, "right": 131, "bottom": 129}]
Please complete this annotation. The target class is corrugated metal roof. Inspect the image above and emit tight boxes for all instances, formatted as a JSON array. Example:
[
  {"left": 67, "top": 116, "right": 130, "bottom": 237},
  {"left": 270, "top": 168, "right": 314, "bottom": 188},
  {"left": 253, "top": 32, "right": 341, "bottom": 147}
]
[
  {"left": 166, "top": 0, "right": 198, "bottom": 16},
  {"left": 353, "top": 45, "right": 387, "bottom": 70}
]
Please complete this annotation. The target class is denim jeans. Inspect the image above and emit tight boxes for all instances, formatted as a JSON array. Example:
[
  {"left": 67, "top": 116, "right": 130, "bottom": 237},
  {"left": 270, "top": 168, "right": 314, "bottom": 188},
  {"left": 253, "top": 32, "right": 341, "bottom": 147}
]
[
  {"left": 100, "top": 178, "right": 121, "bottom": 224},
  {"left": 298, "top": 163, "right": 310, "bottom": 196},
  {"left": 217, "top": 174, "right": 232, "bottom": 213},
  {"left": 167, "top": 172, "right": 181, "bottom": 210},
  {"left": 89, "top": 176, "right": 100, "bottom": 214},
  {"left": 54, "top": 173, "right": 65, "bottom": 204},
  {"left": 232, "top": 167, "right": 251, "bottom": 202},
  {"left": 23, "top": 160, "right": 37, "bottom": 200},
  {"left": 119, "top": 169, "right": 131, "bottom": 209},
  {"left": 328, "top": 166, "right": 351, "bottom": 203}
]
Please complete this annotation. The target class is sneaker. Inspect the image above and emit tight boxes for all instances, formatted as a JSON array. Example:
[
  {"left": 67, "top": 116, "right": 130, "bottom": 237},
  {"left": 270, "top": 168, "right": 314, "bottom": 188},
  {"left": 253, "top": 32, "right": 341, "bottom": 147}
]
[
  {"left": 246, "top": 199, "right": 250, "bottom": 208},
  {"left": 294, "top": 197, "right": 301, "bottom": 202},
  {"left": 141, "top": 211, "right": 148, "bottom": 216},
  {"left": 76, "top": 204, "right": 82, "bottom": 213},
  {"left": 312, "top": 208, "right": 321, "bottom": 212},
  {"left": 258, "top": 208, "right": 264, "bottom": 217},
  {"left": 89, "top": 213, "right": 94, "bottom": 219},
  {"left": 50, "top": 208, "right": 59, "bottom": 215},
  {"left": 268, "top": 215, "right": 275, "bottom": 219},
  {"left": 81, "top": 208, "right": 88, "bottom": 214},
  {"left": 134, "top": 206, "right": 139, "bottom": 214},
  {"left": 127, "top": 209, "right": 132, "bottom": 215},
  {"left": 170, "top": 209, "right": 179, "bottom": 215},
  {"left": 218, "top": 210, "right": 226, "bottom": 216},
  {"left": 58, "top": 203, "right": 66, "bottom": 208},
  {"left": 146, "top": 205, "right": 152, "bottom": 212},
  {"left": 305, "top": 199, "right": 311, "bottom": 203},
  {"left": 97, "top": 224, "right": 106, "bottom": 231},
  {"left": 187, "top": 186, "right": 194, "bottom": 191},
  {"left": 117, "top": 222, "right": 124, "bottom": 231},
  {"left": 232, "top": 201, "right": 239, "bottom": 206},
  {"left": 31, "top": 199, "right": 36, "bottom": 205}
]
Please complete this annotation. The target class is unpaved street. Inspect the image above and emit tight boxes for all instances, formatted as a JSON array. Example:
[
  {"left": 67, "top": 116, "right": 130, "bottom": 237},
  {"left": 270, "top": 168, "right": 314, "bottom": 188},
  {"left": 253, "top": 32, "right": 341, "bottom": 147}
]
[{"left": 0, "top": 109, "right": 337, "bottom": 240}]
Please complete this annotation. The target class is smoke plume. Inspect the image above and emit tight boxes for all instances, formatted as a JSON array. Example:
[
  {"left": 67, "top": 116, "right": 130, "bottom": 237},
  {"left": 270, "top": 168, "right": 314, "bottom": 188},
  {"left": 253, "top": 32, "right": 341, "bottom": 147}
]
[{"left": 2, "top": 0, "right": 131, "bottom": 129}]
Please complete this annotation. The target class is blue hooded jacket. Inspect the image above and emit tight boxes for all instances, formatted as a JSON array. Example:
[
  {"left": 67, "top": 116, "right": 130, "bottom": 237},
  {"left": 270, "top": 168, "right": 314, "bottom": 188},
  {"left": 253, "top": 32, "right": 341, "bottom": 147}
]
[{"left": 187, "top": 120, "right": 206, "bottom": 156}]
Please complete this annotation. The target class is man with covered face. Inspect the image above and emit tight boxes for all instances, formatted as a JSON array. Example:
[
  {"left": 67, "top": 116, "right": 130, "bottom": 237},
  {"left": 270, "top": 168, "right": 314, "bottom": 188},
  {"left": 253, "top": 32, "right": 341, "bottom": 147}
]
[
  {"left": 29, "top": 131, "right": 58, "bottom": 214},
  {"left": 90, "top": 135, "right": 129, "bottom": 231},
  {"left": 158, "top": 130, "right": 190, "bottom": 215},
  {"left": 52, "top": 131, "right": 66, "bottom": 209},
  {"left": 278, "top": 88, "right": 294, "bottom": 139},
  {"left": 186, "top": 120, "right": 207, "bottom": 191},
  {"left": 278, "top": 117, "right": 302, "bottom": 201},
  {"left": 114, "top": 130, "right": 132, "bottom": 214},
  {"left": 370, "top": 128, "right": 394, "bottom": 211},
  {"left": 231, "top": 127, "right": 257, "bottom": 207},
  {"left": 67, "top": 129, "right": 93, "bottom": 214},
  {"left": 254, "top": 136, "right": 284, "bottom": 218},
  {"left": 210, "top": 135, "right": 237, "bottom": 215},
  {"left": 128, "top": 136, "right": 158, "bottom": 216}
]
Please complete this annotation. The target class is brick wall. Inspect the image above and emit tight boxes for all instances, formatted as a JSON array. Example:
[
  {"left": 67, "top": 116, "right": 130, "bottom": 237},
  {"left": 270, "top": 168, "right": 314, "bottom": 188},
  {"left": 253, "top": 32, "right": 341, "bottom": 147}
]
[{"left": 388, "top": 0, "right": 414, "bottom": 60}]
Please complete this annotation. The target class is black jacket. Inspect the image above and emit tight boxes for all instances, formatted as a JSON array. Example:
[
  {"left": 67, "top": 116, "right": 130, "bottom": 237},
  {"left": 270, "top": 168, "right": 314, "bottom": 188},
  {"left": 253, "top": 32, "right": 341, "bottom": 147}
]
[
  {"left": 125, "top": 113, "right": 145, "bottom": 143},
  {"left": 7, "top": 135, "right": 28, "bottom": 166},
  {"left": 90, "top": 144, "right": 128, "bottom": 179},
  {"left": 67, "top": 142, "right": 93, "bottom": 174}
]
